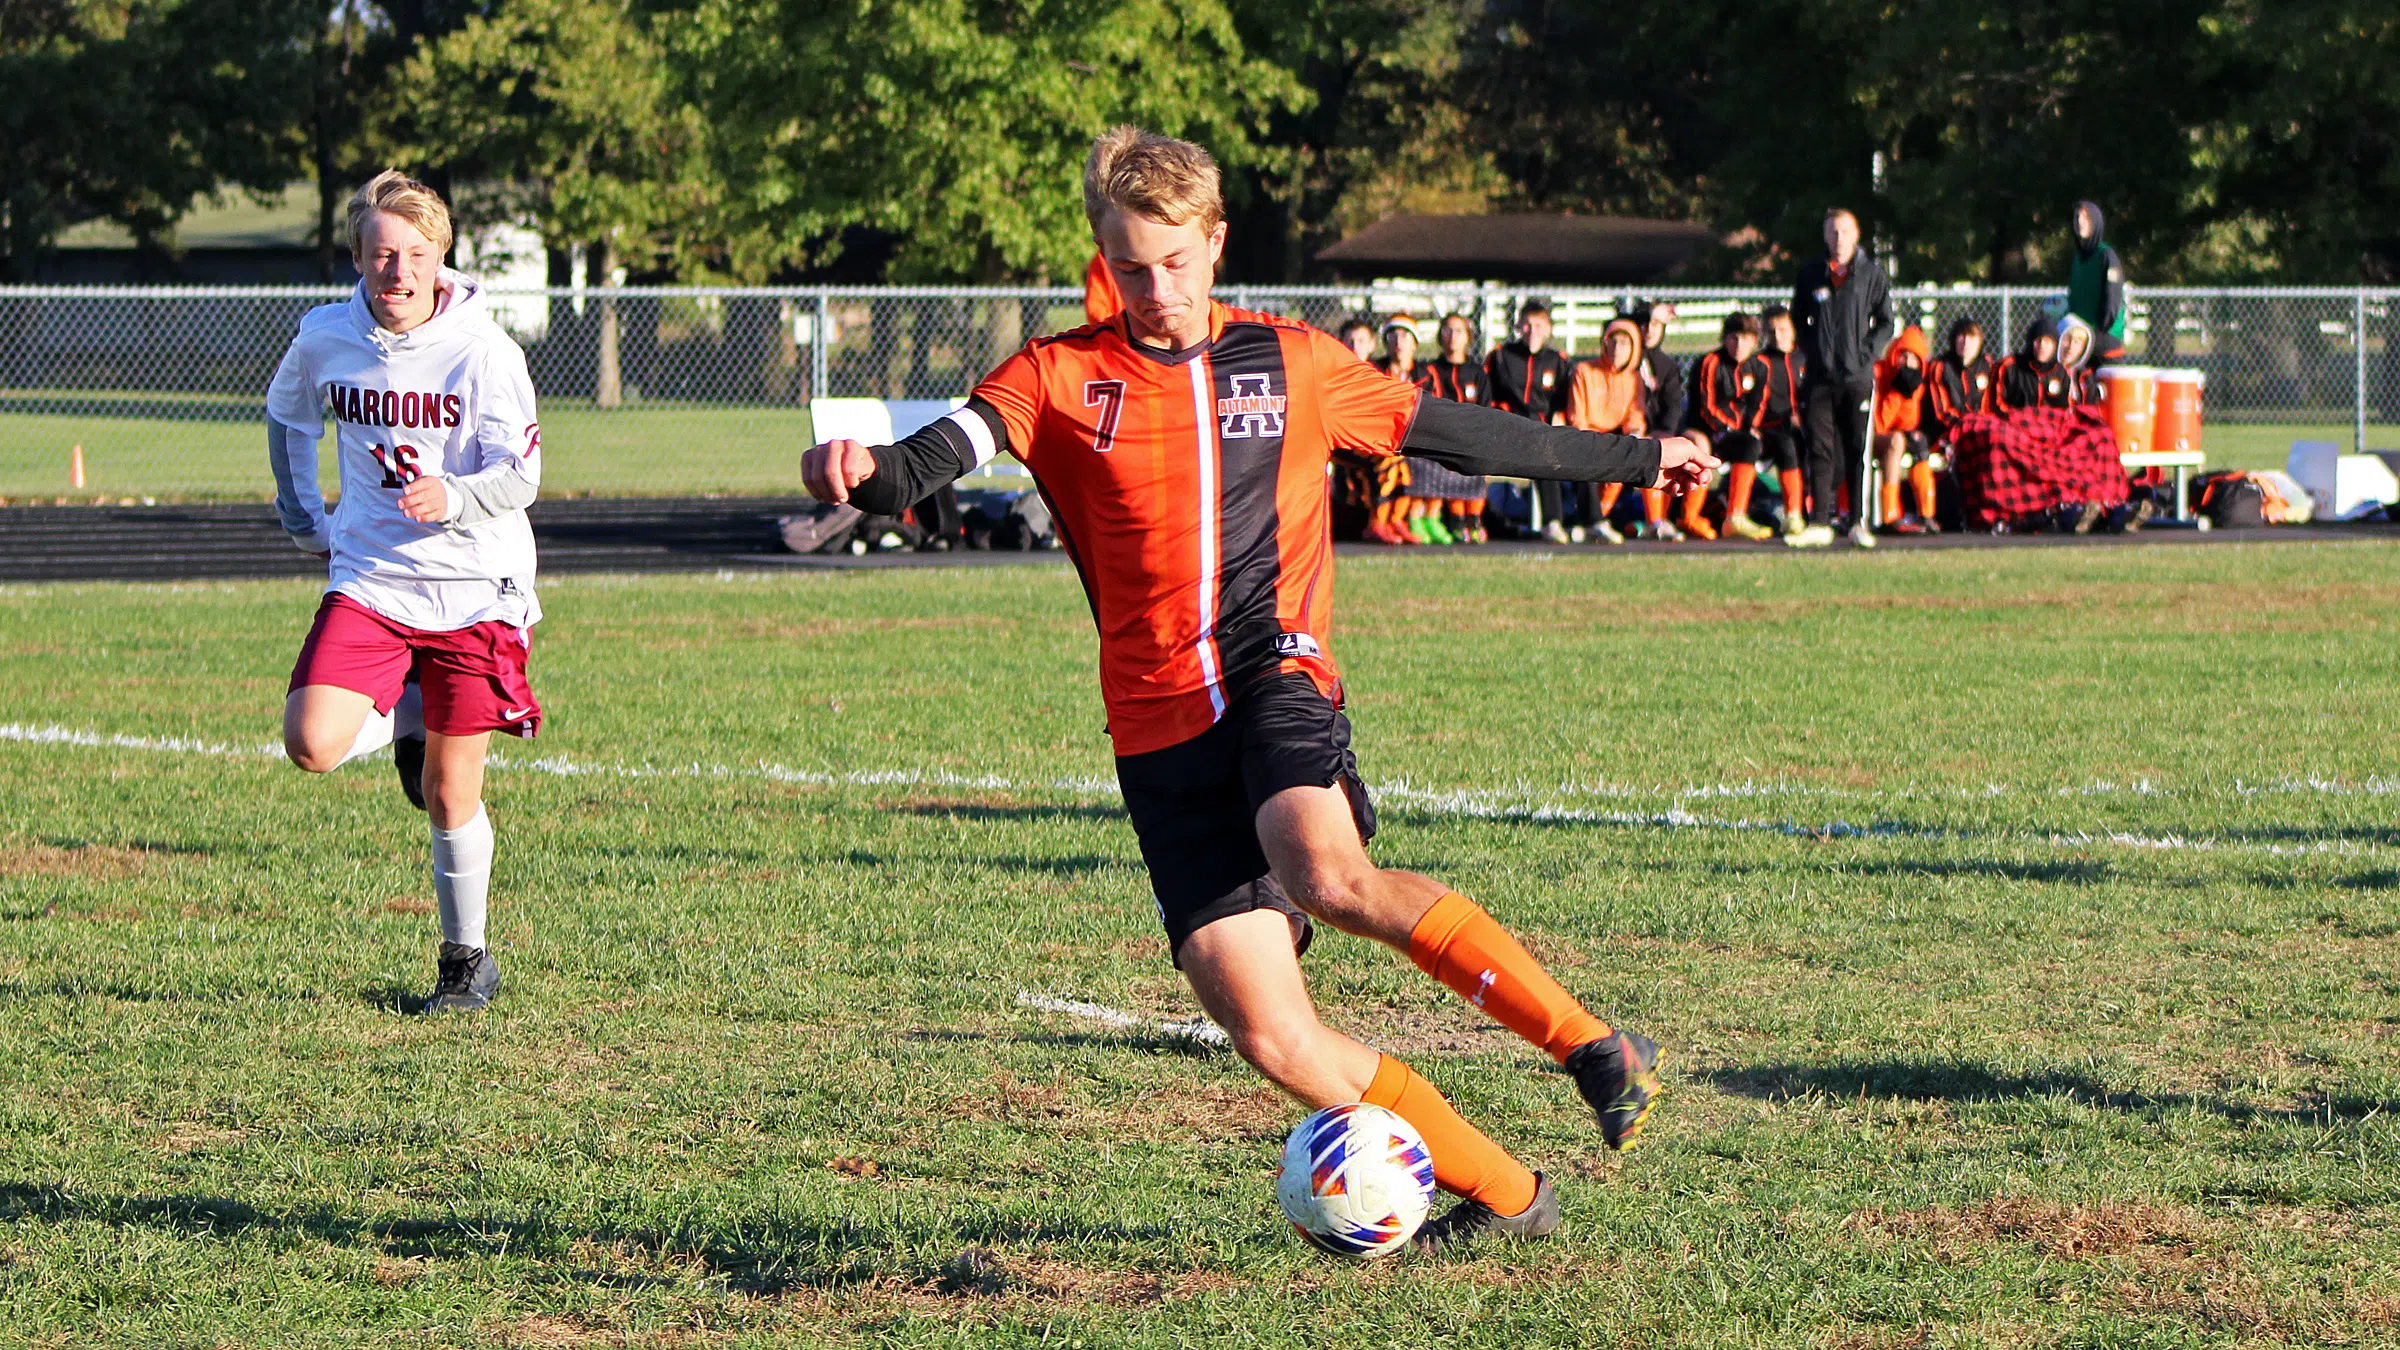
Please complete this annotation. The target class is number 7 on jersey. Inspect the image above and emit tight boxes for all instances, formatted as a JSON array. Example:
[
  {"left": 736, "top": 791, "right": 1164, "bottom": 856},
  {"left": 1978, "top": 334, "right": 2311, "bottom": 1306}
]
[{"left": 1082, "top": 380, "right": 1125, "bottom": 453}]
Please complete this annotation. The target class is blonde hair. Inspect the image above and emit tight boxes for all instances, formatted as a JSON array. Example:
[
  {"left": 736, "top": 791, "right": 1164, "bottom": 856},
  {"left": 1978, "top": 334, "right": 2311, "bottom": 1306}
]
[
  {"left": 1083, "top": 127, "right": 1222, "bottom": 232},
  {"left": 346, "top": 170, "right": 453, "bottom": 258}
]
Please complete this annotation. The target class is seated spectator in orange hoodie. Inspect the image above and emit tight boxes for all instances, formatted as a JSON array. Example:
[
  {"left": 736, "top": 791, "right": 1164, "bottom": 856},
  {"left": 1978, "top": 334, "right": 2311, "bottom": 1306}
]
[
  {"left": 1872, "top": 326, "right": 1938, "bottom": 534},
  {"left": 1565, "top": 318, "right": 1650, "bottom": 544}
]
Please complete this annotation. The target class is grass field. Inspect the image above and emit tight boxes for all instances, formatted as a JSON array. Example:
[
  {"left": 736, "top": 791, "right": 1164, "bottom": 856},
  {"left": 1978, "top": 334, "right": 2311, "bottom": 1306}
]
[
  {"left": 0, "top": 402, "right": 819, "bottom": 501},
  {"left": 5, "top": 544, "right": 2400, "bottom": 1347},
  {"left": 6, "top": 408, "right": 2392, "bottom": 502}
]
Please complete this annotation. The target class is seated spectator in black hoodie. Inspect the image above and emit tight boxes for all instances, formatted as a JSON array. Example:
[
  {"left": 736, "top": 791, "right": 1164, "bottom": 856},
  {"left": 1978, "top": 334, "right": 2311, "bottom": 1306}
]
[
  {"left": 1925, "top": 318, "right": 1997, "bottom": 444},
  {"left": 1751, "top": 304, "right": 1809, "bottom": 532},
  {"left": 1996, "top": 318, "right": 2074, "bottom": 412},
  {"left": 1690, "top": 312, "right": 1776, "bottom": 541},
  {"left": 1627, "top": 301, "right": 1690, "bottom": 540},
  {"left": 1487, "top": 302, "right": 1581, "bottom": 540}
]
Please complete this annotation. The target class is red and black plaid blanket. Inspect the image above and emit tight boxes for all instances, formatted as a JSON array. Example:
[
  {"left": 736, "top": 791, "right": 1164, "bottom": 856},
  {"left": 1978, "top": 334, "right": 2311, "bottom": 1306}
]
[{"left": 1947, "top": 406, "right": 2128, "bottom": 530}]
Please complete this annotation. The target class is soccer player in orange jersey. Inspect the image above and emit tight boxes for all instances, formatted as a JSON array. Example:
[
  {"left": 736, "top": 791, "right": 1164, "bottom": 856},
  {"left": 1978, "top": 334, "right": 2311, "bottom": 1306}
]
[{"left": 804, "top": 128, "right": 1718, "bottom": 1253}]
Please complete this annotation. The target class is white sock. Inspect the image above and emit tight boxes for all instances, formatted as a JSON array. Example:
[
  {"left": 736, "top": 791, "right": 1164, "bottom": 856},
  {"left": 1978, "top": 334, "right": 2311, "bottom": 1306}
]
[
  {"left": 430, "top": 805, "right": 492, "bottom": 949},
  {"left": 338, "top": 705, "right": 396, "bottom": 766},
  {"left": 392, "top": 683, "right": 424, "bottom": 741}
]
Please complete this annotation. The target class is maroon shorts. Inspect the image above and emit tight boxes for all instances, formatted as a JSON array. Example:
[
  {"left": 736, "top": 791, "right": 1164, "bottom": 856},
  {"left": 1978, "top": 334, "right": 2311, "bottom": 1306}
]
[{"left": 288, "top": 593, "right": 542, "bottom": 738}]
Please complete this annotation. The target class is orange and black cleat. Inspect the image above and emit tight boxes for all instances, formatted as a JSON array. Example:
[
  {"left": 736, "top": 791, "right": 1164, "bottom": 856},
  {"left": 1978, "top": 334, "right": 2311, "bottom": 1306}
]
[{"left": 1566, "top": 1029, "right": 1664, "bottom": 1150}]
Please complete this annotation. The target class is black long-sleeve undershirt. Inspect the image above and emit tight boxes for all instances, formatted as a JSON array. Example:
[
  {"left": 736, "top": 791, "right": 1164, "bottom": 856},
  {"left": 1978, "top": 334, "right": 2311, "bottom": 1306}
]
[{"left": 839, "top": 391, "right": 1662, "bottom": 514}]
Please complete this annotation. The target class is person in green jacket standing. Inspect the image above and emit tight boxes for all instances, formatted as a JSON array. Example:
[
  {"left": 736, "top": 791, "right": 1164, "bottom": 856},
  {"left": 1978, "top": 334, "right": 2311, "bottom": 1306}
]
[{"left": 2067, "top": 201, "right": 2126, "bottom": 341}]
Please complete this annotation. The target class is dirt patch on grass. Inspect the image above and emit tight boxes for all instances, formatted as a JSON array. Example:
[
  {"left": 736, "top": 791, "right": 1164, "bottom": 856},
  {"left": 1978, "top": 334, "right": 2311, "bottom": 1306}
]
[
  {"left": 380, "top": 896, "right": 434, "bottom": 916},
  {"left": 1849, "top": 1195, "right": 2202, "bottom": 1264},
  {"left": 1346, "top": 999, "right": 1522, "bottom": 1060},
  {"left": 902, "top": 792, "right": 1040, "bottom": 814},
  {"left": 1, "top": 842, "right": 158, "bottom": 881},
  {"left": 157, "top": 1124, "right": 248, "bottom": 1155},
  {"left": 485, "top": 1313, "right": 719, "bottom": 1348}
]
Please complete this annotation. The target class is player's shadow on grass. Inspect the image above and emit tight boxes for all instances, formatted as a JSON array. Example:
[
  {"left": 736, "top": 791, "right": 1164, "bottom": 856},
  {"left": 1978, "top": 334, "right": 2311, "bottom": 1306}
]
[
  {"left": 0, "top": 1181, "right": 1174, "bottom": 1296},
  {"left": 907, "top": 1026, "right": 1225, "bottom": 1058},
  {"left": 1700, "top": 1058, "right": 2400, "bottom": 1124}
]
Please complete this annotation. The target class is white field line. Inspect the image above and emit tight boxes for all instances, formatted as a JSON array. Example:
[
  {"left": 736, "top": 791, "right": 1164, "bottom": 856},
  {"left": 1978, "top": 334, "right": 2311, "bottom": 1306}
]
[
  {"left": 0, "top": 719, "right": 2380, "bottom": 859},
  {"left": 1015, "top": 991, "right": 1228, "bottom": 1048}
]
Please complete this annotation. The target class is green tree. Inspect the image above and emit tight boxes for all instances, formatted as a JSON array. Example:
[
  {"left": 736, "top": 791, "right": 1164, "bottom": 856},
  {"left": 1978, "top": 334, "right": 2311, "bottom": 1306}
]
[
  {"left": 681, "top": 0, "right": 1302, "bottom": 283},
  {"left": 0, "top": 0, "right": 317, "bottom": 279}
]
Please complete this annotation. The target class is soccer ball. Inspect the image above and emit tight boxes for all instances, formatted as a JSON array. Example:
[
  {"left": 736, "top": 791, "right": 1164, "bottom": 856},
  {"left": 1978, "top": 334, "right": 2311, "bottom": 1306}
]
[{"left": 1275, "top": 1103, "right": 1437, "bottom": 1258}]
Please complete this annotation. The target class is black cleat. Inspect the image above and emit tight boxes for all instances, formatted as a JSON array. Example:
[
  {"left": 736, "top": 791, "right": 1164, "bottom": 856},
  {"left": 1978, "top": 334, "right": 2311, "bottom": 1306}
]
[
  {"left": 1413, "top": 1171, "right": 1561, "bottom": 1256},
  {"left": 395, "top": 734, "right": 427, "bottom": 812},
  {"left": 1567, "top": 1029, "right": 1665, "bottom": 1150},
  {"left": 419, "top": 941, "right": 499, "bottom": 1014}
]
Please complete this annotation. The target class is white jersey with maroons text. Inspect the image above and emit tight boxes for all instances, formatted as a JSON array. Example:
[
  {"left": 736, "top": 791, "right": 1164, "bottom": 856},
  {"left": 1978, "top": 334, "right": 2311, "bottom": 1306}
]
[{"left": 266, "top": 269, "right": 542, "bottom": 631}]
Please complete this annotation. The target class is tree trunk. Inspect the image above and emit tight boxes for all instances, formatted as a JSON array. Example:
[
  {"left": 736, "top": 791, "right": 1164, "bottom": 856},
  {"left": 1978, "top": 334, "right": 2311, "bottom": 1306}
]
[{"left": 591, "top": 238, "right": 622, "bottom": 409}]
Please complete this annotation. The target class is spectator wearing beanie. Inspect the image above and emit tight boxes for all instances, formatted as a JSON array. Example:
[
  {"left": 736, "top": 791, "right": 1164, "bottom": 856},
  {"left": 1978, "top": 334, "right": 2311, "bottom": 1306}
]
[
  {"left": 1996, "top": 317, "right": 2074, "bottom": 411},
  {"left": 1788, "top": 208, "right": 1894, "bottom": 549}
]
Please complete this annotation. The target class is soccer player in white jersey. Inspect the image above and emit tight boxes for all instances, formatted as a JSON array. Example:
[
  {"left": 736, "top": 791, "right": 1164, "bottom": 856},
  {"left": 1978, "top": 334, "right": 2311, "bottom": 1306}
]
[{"left": 265, "top": 171, "right": 543, "bottom": 1013}]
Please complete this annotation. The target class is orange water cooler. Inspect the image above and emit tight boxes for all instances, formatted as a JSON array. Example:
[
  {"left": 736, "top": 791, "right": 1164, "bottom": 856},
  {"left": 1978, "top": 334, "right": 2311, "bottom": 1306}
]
[
  {"left": 2153, "top": 368, "right": 2205, "bottom": 454},
  {"left": 2095, "top": 365, "right": 2157, "bottom": 453}
]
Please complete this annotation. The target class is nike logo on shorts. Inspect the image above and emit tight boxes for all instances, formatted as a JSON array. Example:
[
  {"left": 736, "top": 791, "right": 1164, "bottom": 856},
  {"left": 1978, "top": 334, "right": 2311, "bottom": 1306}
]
[{"left": 503, "top": 706, "right": 534, "bottom": 721}]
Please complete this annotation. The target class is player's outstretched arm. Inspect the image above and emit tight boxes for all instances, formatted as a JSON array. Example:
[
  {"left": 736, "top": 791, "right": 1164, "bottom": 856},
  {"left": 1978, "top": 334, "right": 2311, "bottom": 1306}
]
[
  {"left": 802, "top": 401, "right": 1004, "bottom": 513},
  {"left": 1401, "top": 394, "right": 1719, "bottom": 492}
]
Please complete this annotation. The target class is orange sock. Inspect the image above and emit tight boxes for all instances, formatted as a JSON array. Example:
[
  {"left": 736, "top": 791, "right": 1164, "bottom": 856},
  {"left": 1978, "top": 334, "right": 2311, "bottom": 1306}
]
[
  {"left": 1779, "top": 467, "right": 1804, "bottom": 519},
  {"left": 1364, "top": 1053, "right": 1538, "bottom": 1215},
  {"left": 1880, "top": 478, "right": 1903, "bottom": 523},
  {"left": 1727, "top": 462, "right": 1757, "bottom": 520},
  {"left": 1409, "top": 892, "right": 1609, "bottom": 1062},
  {"left": 1598, "top": 482, "right": 1624, "bottom": 514},
  {"left": 1910, "top": 460, "right": 1937, "bottom": 517},
  {"left": 1680, "top": 488, "right": 1706, "bottom": 529},
  {"left": 1642, "top": 488, "right": 1666, "bottom": 523}
]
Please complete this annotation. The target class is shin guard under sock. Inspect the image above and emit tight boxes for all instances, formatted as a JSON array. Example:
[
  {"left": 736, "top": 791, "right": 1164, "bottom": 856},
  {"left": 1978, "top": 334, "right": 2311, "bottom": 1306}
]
[
  {"left": 1910, "top": 460, "right": 1937, "bottom": 517},
  {"left": 1363, "top": 1054, "right": 1538, "bottom": 1215},
  {"left": 1409, "top": 892, "right": 1610, "bottom": 1062},
  {"left": 430, "top": 805, "right": 493, "bottom": 949},
  {"left": 1880, "top": 479, "right": 1904, "bottom": 525},
  {"left": 1779, "top": 467, "right": 1805, "bottom": 520}
]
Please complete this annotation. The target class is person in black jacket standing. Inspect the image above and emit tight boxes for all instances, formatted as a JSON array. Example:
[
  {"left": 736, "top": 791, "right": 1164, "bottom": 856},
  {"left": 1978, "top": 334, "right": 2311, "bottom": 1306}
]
[{"left": 1788, "top": 209, "right": 1893, "bottom": 548}]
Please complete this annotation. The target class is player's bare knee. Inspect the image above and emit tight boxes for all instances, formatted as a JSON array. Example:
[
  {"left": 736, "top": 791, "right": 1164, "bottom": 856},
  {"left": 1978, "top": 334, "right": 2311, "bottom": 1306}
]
[
  {"left": 283, "top": 731, "right": 343, "bottom": 774},
  {"left": 1228, "top": 1016, "right": 1319, "bottom": 1088},
  {"left": 1283, "top": 861, "right": 1383, "bottom": 934}
]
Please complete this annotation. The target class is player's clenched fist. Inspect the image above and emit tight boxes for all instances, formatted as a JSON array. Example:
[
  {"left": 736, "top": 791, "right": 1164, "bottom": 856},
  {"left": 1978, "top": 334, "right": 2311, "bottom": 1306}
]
[
  {"left": 1651, "top": 433, "right": 1721, "bottom": 493},
  {"left": 802, "top": 438, "right": 878, "bottom": 504},
  {"left": 398, "top": 476, "right": 451, "bottom": 523}
]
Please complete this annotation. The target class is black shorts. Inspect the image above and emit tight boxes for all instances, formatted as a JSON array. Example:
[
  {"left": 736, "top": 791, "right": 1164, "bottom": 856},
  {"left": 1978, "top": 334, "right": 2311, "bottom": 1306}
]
[{"left": 1115, "top": 672, "right": 1377, "bottom": 967}]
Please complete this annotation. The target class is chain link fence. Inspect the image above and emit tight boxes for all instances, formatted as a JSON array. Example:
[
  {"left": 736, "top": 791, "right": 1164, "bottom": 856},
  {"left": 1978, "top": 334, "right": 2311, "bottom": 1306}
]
[{"left": 2, "top": 283, "right": 2393, "bottom": 499}]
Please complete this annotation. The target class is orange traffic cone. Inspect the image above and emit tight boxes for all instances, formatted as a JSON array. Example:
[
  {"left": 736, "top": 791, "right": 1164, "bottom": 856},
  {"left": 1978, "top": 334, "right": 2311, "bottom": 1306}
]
[{"left": 70, "top": 444, "right": 85, "bottom": 489}]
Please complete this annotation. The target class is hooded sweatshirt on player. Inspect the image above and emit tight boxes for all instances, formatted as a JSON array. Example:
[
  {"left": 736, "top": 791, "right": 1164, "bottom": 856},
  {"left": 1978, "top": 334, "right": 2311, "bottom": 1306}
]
[
  {"left": 1872, "top": 326, "right": 1932, "bottom": 435},
  {"left": 2067, "top": 201, "right": 2127, "bottom": 340},
  {"left": 266, "top": 268, "right": 542, "bottom": 632}
]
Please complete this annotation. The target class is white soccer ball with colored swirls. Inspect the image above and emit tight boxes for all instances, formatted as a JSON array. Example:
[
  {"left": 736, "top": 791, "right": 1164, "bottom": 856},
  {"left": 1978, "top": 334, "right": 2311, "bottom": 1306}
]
[{"left": 1275, "top": 1103, "right": 1437, "bottom": 1258}]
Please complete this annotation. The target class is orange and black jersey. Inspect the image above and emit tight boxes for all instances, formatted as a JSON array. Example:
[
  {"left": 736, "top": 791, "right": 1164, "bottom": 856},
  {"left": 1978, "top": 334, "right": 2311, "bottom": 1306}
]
[
  {"left": 1996, "top": 355, "right": 2073, "bottom": 411},
  {"left": 844, "top": 302, "right": 1662, "bottom": 755},
  {"left": 1414, "top": 359, "right": 1489, "bottom": 405},
  {"left": 1485, "top": 341, "right": 1571, "bottom": 422},
  {"left": 1690, "top": 350, "right": 1762, "bottom": 435},
  {"left": 1751, "top": 347, "right": 1805, "bottom": 428},
  {"left": 1926, "top": 353, "right": 1996, "bottom": 430}
]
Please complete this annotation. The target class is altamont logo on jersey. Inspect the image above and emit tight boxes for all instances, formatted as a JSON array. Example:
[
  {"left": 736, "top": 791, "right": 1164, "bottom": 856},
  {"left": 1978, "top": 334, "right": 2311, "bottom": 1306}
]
[
  {"left": 1273, "top": 632, "right": 1321, "bottom": 660},
  {"left": 1218, "top": 374, "right": 1287, "bottom": 439},
  {"left": 329, "top": 382, "right": 463, "bottom": 430}
]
